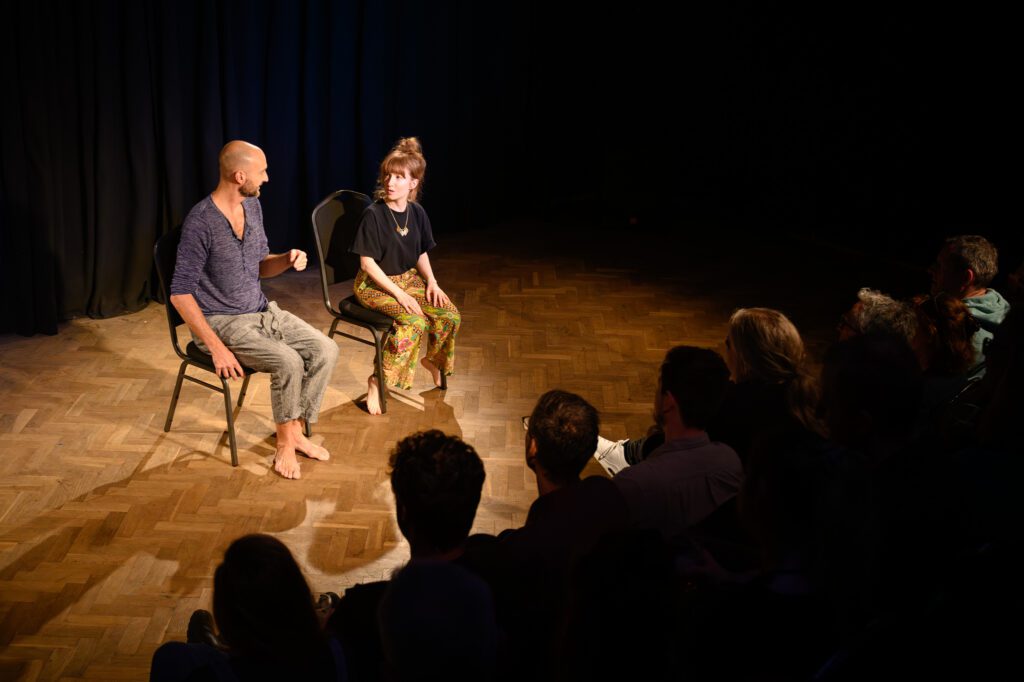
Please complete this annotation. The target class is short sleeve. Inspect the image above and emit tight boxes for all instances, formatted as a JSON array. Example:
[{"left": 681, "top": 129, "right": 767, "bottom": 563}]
[
  {"left": 416, "top": 203, "right": 436, "bottom": 253},
  {"left": 350, "top": 209, "right": 384, "bottom": 261}
]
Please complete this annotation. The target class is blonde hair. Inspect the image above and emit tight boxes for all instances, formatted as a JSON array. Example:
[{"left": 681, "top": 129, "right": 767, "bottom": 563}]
[
  {"left": 728, "top": 308, "right": 825, "bottom": 435},
  {"left": 374, "top": 137, "right": 426, "bottom": 202}
]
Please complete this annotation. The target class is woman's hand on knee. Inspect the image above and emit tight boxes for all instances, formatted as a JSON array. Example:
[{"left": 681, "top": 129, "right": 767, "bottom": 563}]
[
  {"left": 396, "top": 291, "right": 423, "bottom": 316},
  {"left": 426, "top": 280, "right": 450, "bottom": 307}
]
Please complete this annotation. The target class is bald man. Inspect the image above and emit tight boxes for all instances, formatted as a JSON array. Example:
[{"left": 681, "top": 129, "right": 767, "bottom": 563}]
[{"left": 170, "top": 141, "right": 338, "bottom": 479}]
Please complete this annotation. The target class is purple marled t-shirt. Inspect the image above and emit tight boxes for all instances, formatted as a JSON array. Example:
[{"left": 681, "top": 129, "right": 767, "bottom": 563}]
[{"left": 170, "top": 196, "right": 270, "bottom": 315}]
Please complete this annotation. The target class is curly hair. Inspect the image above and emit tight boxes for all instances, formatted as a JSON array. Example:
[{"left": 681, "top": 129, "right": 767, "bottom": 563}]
[
  {"left": 374, "top": 137, "right": 426, "bottom": 202},
  {"left": 851, "top": 288, "right": 918, "bottom": 344},
  {"left": 389, "top": 430, "right": 485, "bottom": 553},
  {"left": 910, "top": 293, "right": 979, "bottom": 375}
]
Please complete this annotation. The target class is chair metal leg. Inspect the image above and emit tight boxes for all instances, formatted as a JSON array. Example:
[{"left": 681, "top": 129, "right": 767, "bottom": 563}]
[
  {"left": 164, "top": 361, "right": 188, "bottom": 431},
  {"left": 303, "top": 419, "right": 311, "bottom": 437},
  {"left": 221, "top": 377, "right": 240, "bottom": 467},
  {"left": 328, "top": 317, "right": 341, "bottom": 338},
  {"left": 372, "top": 329, "right": 388, "bottom": 414},
  {"left": 440, "top": 371, "right": 448, "bottom": 391},
  {"left": 236, "top": 374, "right": 251, "bottom": 407}
]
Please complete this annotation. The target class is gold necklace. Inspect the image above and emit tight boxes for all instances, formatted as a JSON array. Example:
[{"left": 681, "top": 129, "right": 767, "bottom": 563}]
[{"left": 386, "top": 204, "right": 410, "bottom": 236}]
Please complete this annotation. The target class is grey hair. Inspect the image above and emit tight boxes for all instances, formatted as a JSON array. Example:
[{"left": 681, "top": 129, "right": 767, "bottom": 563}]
[{"left": 853, "top": 288, "right": 917, "bottom": 344}]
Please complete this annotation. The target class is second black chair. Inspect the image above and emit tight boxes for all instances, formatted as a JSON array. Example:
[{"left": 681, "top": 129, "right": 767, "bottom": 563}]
[{"left": 310, "top": 190, "right": 404, "bottom": 414}]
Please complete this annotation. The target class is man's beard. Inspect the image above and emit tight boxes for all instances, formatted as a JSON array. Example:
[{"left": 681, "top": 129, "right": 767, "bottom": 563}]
[{"left": 239, "top": 182, "right": 260, "bottom": 198}]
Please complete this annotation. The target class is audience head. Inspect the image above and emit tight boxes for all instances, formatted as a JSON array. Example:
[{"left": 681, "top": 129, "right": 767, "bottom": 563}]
[
  {"left": 375, "top": 137, "right": 426, "bottom": 202},
  {"left": 727, "top": 308, "right": 825, "bottom": 435},
  {"left": 390, "top": 430, "right": 485, "bottom": 556},
  {"left": 820, "top": 334, "right": 923, "bottom": 453},
  {"left": 839, "top": 289, "right": 917, "bottom": 344},
  {"left": 909, "top": 293, "right": 979, "bottom": 374},
  {"left": 378, "top": 561, "right": 498, "bottom": 682},
  {"left": 655, "top": 345, "right": 730, "bottom": 432},
  {"left": 525, "top": 390, "right": 599, "bottom": 487},
  {"left": 212, "top": 534, "right": 323, "bottom": 663},
  {"left": 931, "top": 235, "right": 999, "bottom": 297},
  {"left": 726, "top": 308, "right": 807, "bottom": 382}
]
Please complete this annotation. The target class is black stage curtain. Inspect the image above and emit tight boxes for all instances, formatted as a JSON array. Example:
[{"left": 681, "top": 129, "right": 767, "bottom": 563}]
[
  {"left": 0, "top": 0, "right": 478, "bottom": 335},
  {"left": 0, "top": 2, "right": 1012, "bottom": 335}
]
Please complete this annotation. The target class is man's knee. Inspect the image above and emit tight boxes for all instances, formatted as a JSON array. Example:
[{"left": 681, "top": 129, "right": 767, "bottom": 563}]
[
  {"left": 271, "top": 349, "right": 306, "bottom": 378},
  {"left": 319, "top": 335, "right": 340, "bottom": 365}
]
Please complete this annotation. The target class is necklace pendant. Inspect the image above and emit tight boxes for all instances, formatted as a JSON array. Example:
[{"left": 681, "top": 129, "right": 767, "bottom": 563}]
[{"left": 396, "top": 225, "right": 409, "bottom": 237}]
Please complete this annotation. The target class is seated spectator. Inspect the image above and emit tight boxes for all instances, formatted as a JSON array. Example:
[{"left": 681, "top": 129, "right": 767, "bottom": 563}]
[
  {"left": 378, "top": 561, "right": 499, "bottom": 682},
  {"left": 711, "top": 307, "right": 826, "bottom": 462},
  {"left": 594, "top": 307, "right": 823, "bottom": 473},
  {"left": 493, "top": 390, "right": 629, "bottom": 681},
  {"left": 150, "top": 534, "right": 345, "bottom": 682},
  {"left": 612, "top": 346, "right": 741, "bottom": 538},
  {"left": 930, "top": 234, "right": 1010, "bottom": 371},
  {"left": 325, "top": 430, "right": 489, "bottom": 682}
]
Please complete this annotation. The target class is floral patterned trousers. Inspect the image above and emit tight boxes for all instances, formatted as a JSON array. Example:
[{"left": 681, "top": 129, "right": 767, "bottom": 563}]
[{"left": 354, "top": 269, "right": 461, "bottom": 390}]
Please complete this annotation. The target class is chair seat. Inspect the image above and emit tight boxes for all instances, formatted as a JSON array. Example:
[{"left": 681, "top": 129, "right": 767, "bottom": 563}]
[
  {"left": 337, "top": 295, "right": 395, "bottom": 330},
  {"left": 185, "top": 341, "right": 258, "bottom": 375}
]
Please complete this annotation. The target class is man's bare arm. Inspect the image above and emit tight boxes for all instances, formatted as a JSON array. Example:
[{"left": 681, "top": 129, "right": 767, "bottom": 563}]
[
  {"left": 169, "top": 294, "right": 244, "bottom": 379},
  {"left": 259, "top": 249, "right": 308, "bottom": 278}
]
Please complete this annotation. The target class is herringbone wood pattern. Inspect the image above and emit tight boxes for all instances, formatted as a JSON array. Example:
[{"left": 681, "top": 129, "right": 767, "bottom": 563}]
[{"left": 0, "top": 225, "right": 916, "bottom": 680}]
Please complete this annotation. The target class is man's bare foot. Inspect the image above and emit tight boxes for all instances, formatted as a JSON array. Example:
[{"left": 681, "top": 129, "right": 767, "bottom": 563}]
[
  {"left": 421, "top": 357, "right": 442, "bottom": 388},
  {"left": 273, "top": 445, "right": 301, "bottom": 479},
  {"left": 366, "top": 375, "right": 382, "bottom": 415},
  {"left": 296, "top": 430, "right": 330, "bottom": 461}
]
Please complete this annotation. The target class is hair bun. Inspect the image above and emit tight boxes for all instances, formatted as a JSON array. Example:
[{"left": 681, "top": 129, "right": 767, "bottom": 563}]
[{"left": 395, "top": 137, "right": 422, "bottom": 155}]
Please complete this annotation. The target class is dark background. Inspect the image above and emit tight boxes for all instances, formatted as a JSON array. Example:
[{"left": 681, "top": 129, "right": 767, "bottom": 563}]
[{"left": 0, "top": 1, "right": 1014, "bottom": 335}]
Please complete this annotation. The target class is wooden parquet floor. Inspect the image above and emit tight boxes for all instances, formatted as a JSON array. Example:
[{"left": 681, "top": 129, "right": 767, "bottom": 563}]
[{"left": 0, "top": 224, "right": 920, "bottom": 680}]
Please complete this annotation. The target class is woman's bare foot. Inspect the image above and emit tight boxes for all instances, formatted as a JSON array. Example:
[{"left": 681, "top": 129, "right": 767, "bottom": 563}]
[
  {"left": 420, "top": 357, "right": 442, "bottom": 388},
  {"left": 295, "top": 429, "right": 330, "bottom": 461},
  {"left": 273, "top": 445, "right": 301, "bottom": 480},
  {"left": 366, "top": 375, "right": 383, "bottom": 415}
]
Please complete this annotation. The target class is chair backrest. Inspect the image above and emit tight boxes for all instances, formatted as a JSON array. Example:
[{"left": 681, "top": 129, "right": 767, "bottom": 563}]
[
  {"left": 310, "top": 190, "right": 373, "bottom": 314},
  {"left": 153, "top": 226, "right": 189, "bottom": 359}
]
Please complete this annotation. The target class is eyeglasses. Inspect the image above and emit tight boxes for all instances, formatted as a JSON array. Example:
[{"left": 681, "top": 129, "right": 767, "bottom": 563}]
[{"left": 521, "top": 416, "right": 529, "bottom": 431}]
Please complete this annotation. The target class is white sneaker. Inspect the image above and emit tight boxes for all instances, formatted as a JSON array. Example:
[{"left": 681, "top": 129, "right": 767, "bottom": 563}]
[{"left": 593, "top": 436, "right": 630, "bottom": 475}]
